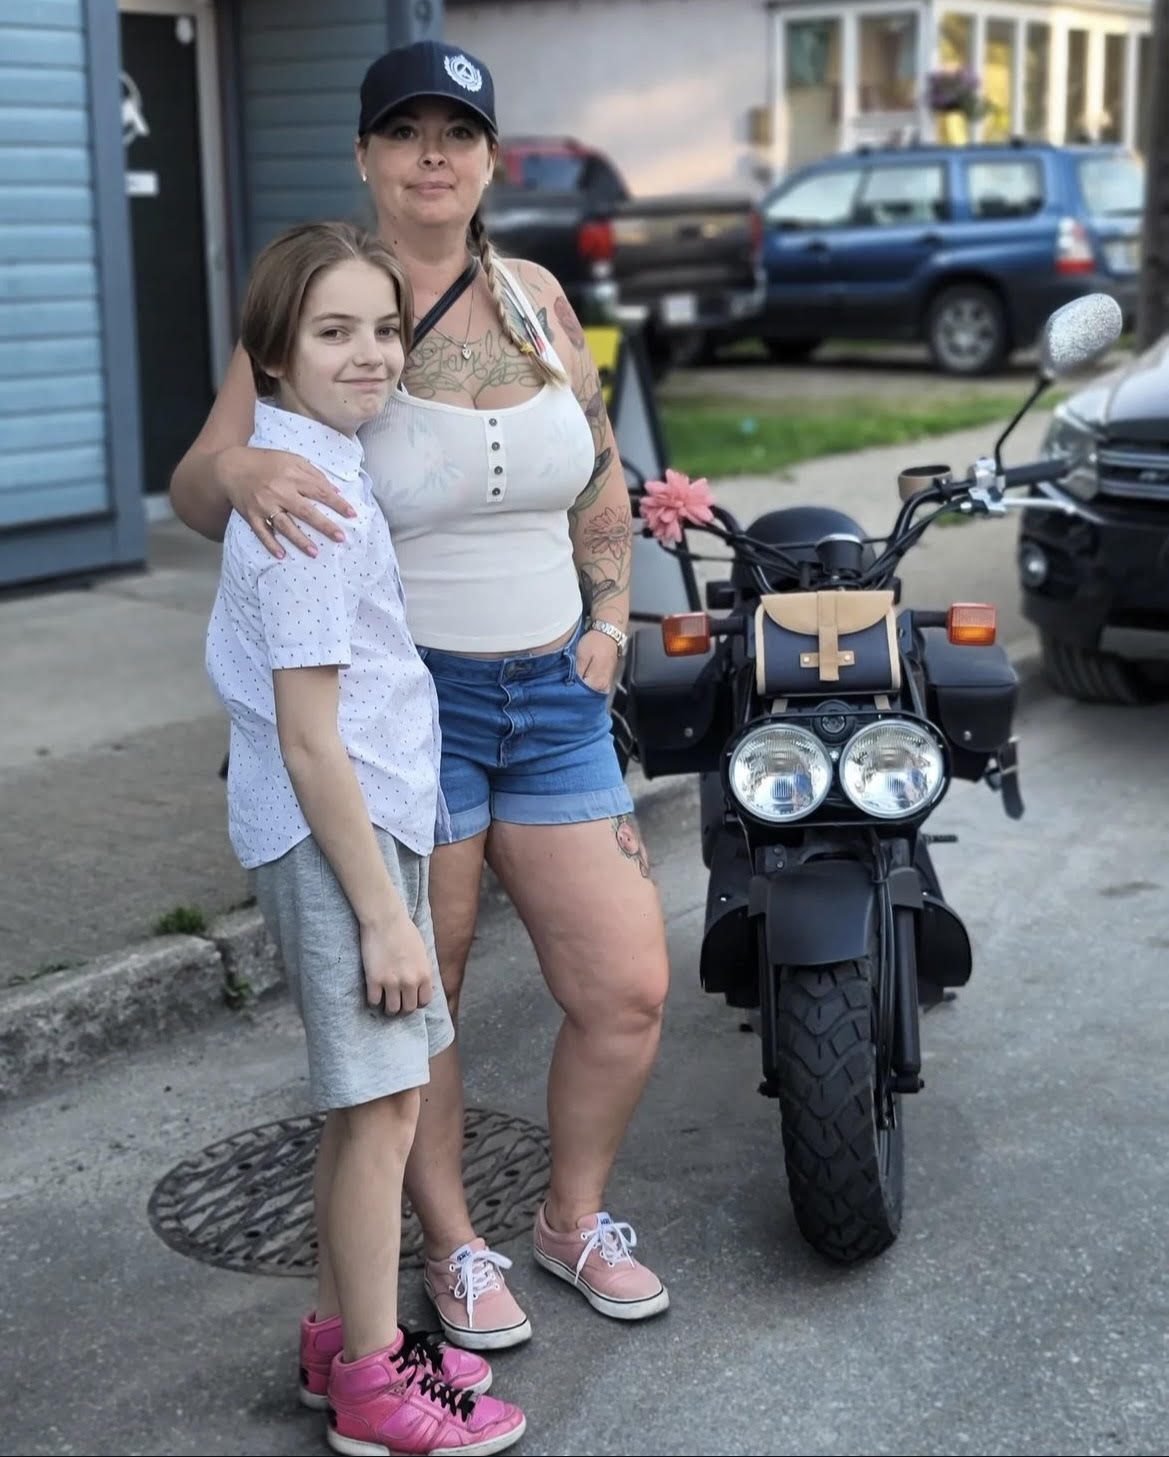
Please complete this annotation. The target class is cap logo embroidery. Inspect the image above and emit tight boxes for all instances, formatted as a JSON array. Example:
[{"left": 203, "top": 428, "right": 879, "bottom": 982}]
[{"left": 444, "top": 54, "right": 483, "bottom": 92}]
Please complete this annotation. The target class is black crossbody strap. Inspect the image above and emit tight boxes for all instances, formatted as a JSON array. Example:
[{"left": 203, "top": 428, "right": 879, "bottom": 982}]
[{"left": 411, "top": 257, "right": 480, "bottom": 350}]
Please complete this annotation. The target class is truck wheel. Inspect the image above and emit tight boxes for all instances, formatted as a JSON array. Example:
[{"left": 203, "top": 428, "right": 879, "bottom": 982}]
[
  {"left": 1040, "top": 634, "right": 1149, "bottom": 705},
  {"left": 775, "top": 961, "right": 903, "bottom": 1263},
  {"left": 764, "top": 338, "right": 821, "bottom": 364},
  {"left": 927, "top": 283, "right": 1008, "bottom": 376}
]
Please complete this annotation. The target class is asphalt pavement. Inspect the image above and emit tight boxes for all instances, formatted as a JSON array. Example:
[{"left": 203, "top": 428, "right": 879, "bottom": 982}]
[{"left": 2, "top": 684, "right": 1167, "bottom": 1456}]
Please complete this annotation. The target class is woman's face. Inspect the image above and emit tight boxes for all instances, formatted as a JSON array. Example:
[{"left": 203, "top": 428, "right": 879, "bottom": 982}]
[{"left": 357, "top": 98, "right": 496, "bottom": 234}]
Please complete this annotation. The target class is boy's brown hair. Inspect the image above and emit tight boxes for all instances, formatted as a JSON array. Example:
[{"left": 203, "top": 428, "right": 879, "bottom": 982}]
[{"left": 239, "top": 221, "right": 414, "bottom": 397}]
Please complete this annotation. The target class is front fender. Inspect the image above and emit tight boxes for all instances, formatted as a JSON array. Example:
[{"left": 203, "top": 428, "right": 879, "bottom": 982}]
[{"left": 748, "top": 860, "right": 879, "bottom": 967}]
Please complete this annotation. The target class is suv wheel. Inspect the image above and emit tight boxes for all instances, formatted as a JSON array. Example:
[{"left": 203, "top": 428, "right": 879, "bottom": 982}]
[
  {"left": 927, "top": 284, "right": 1008, "bottom": 376},
  {"left": 1040, "top": 634, "right": 1149, "bottom": 705}
]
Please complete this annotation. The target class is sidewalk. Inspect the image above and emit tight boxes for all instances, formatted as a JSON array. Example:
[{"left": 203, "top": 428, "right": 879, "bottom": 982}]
[{"left": 0, "top": 411, "right": 1046, "bottom": 1091}]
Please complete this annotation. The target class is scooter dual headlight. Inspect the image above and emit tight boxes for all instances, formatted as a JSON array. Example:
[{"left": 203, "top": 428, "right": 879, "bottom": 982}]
[{"left": 728, "top": 719, "right": 946, "bottom": 823}]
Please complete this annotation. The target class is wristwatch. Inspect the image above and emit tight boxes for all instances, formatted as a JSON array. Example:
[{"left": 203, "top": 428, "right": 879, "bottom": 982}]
[{"left": 585, "top": 618, "right": 629, "bottom": 656}]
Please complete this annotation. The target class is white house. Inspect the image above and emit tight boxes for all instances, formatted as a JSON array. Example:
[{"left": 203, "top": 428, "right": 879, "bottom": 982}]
[{"left": 447, "top": 0, "right": 1154, "bottom": 194}]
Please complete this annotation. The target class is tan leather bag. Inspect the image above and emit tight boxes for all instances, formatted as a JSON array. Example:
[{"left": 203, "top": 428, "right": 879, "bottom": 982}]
[{"left": 754, "top": 590, "right": 900, "bottom": 697}]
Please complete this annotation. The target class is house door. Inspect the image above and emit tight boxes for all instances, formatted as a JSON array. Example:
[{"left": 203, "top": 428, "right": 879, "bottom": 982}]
[
  {"left": 118, "top": 3, "right": 229, "bottom": 499},
  {"left": 783, "top": 17, "right": 843, "bottom": 169}
]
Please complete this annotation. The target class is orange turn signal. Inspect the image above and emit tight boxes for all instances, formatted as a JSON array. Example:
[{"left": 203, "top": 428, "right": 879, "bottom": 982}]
[
  {"left": 947, "top": 602, "right": 997, "bottom": 646},
  {"left": 661, "top": 612, "right": 712, "bottom": 656}
]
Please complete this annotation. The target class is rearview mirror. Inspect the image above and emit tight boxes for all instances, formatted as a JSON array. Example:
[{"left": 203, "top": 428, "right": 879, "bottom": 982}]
[
  {"left": 1039, "top": 294, "right": 1123, "bottom": 380},
  {"left": 897, "top": 464, "right": 952, "bottom": 503}
]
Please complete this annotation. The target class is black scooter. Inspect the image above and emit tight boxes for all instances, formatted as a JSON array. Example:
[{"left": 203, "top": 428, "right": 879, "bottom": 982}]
[{"left": 622, "top": 294, "right": 1122, "bottom": 1263}]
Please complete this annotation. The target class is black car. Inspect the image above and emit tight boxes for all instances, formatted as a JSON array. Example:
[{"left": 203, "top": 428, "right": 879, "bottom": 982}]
[{"left": 1019, "top": 336, "right": 1169, "bottom": 702}]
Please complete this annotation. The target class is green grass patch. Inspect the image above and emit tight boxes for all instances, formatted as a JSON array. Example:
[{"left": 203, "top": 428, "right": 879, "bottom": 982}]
[
  {"left": 659, "top": 393, "right": 1034, "bottom": 481},
  {"left": 153, "top": 904, "right": 208, "bottom": 937}
]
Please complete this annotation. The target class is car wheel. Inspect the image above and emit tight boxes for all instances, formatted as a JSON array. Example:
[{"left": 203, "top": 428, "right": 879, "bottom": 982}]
[
  {"left": 764, "top": 337, "right": 822, "bottom": 364},
  {"left": 927, "top": 284, "right": 1009, "bottom": 376},
  {"left": 1040, "top": 634, "right": 1149, "bottom": 705}
]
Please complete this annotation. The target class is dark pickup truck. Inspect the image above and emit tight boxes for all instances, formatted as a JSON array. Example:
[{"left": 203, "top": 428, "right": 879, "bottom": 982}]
[{"left": 482, "top": 136, "right": 764, "bottom": 374}]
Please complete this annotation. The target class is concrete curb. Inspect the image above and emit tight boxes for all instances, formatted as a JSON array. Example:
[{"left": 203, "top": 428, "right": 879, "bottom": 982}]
[{"left": 0, "top": 645, "right": 1048, "bottom": 1103}]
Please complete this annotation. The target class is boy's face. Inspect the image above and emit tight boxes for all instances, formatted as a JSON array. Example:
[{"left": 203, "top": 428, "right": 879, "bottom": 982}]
[{"left": 273, "top": 257, "right": 405, "bottom": 435}]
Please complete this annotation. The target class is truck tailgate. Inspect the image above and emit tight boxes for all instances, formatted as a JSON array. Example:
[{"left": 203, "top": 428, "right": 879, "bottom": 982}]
[{"left": 611, "top": 195, "right": 759, "bottom": 298}]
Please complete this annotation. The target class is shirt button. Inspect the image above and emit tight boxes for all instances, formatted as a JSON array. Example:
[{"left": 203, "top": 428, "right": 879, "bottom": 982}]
[
  {"left": 493, "top": 465, "right": 503, "bottom": 475},
  {"left": 491, "top": 442, "right": 500, "bottom": 451},
  {"left": 488, "top": 417, "right": 498, "bottom": 426},
  {"left": 491, "top": 488, "right": 502, "bottom": 497}
]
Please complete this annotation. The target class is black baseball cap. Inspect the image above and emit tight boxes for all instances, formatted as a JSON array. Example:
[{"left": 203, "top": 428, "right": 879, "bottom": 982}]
[{"left": 358, "top": 40, "right": 497, "bottom": 138}]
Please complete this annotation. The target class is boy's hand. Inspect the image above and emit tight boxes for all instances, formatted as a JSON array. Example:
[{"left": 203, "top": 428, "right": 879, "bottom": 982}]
[{"left": 360, "top": 916, "right": 435, "bottom": 1015}]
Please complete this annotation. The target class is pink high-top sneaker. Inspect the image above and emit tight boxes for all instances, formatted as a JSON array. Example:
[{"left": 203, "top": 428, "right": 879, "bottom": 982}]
[
  {"left": 299, "top": 1312, "right": 491, "bottom": 1410},
  {"left": 325, "top": 1332, "right": 525, "bottom": 1457}
]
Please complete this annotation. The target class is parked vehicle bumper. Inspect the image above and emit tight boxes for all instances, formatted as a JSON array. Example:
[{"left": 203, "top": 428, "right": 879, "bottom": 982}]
[
  {"left": 1019, "top": 501, "right": 1169, "bottom": 658},
  {"left": 1011, "top": 274, "right": 1139, "bottom": 343}
]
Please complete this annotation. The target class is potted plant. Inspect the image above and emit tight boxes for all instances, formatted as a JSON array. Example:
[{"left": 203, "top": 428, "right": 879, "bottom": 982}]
[{"left": 926, "top": 68, "right": 991, "bottom": 142}]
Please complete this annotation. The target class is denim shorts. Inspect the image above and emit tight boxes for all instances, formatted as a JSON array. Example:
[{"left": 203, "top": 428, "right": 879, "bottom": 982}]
[{"left": 418, "top": 618, "right": 634, "bottom": 844}]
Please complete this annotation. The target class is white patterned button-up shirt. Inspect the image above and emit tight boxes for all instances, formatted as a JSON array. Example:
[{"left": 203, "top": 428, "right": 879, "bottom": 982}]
[{"left": 205, "top": 401, "right": 443, "bottom": 869}]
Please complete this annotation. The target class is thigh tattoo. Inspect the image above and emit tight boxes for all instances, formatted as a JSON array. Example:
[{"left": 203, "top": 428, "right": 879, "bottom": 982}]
[{"left": 611, "top": 813, "right": 651, "bottom": 879}]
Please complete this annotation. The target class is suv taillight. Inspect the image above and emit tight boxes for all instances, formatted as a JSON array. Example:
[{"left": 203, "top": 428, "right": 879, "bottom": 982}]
[
  {"left": 1056, "top": 217, "right": 1096, "bottom": 275},
  {"left": 577, "top": 219, "right": 614, "bottom": 265}
]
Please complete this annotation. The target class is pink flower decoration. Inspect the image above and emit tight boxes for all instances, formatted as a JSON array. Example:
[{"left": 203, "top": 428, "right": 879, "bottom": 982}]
[{"left": 638, "top": 468, "right": 715, "bottom": 544}]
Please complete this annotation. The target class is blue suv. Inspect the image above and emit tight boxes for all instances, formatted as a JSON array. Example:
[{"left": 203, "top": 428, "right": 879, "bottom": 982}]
[{"left": 725, "top": 142, "right": 1142, "bottom": 375}]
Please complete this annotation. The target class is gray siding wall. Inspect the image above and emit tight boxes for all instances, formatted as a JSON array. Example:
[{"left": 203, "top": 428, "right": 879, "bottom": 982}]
[
  {"left": 237, "top": 1, "right": 391, "bottom": 256},
  {"left": 0, "top": 0, "right": 110, "bottom": 531}
]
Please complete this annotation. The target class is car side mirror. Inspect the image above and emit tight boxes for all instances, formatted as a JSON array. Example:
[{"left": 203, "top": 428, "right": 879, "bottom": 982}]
[{"left": 1039, "top": 294, "right": 1124, "bottom": 381}]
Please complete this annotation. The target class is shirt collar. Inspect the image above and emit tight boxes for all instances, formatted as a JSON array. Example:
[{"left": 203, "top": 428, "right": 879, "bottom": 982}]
[{"left": 252, "top": 400, "right": 365, "bottom": 484}]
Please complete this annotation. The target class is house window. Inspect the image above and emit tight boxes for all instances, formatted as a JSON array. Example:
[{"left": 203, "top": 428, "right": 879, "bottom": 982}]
[
  {"left": 787, "top": 18, "right": 839, "bottom": 88},
  {"left": 983, "top": 19, "right": 1016, "bottom": 141},
  {"left": 966, "top": 160, "right": 1044, "bottom": 219},
  {"left": 859, "top": 12, "right": 919, "bottom": 112},
  {"left": 1065, "top": 29, "right": 1089, "bottom": 140},
  {"left": 856, "top": 164, "right": 948, "bottom": 226},
  {"left": 1023, "top": 24, "right": 1050, "bottom": 139},
  {"left": 939, "top": 12, "right": 974, "bottom": 69},
  {"left": 1101, "top": 34, "right": 1126, "bottom": 144}
]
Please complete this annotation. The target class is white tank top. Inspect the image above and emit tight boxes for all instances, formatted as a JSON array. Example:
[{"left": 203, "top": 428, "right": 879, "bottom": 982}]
[{"left": 359, "top": 263, "right": 596, "bottom": 652}]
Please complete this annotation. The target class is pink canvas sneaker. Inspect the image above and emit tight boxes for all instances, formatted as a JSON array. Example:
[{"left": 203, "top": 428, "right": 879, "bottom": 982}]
[
  {"left": 533, "top": 1204, "right": 670, "bottom": 1320},
  {"left": 326, "top": 1334, "right": 525, "bottom": 1457},
  {"left": 423, "top": 1238, "right": 532, "bottom": 1350},
  {"left": 299, "top": 1312, "right": 491, "bottom": 1410}
]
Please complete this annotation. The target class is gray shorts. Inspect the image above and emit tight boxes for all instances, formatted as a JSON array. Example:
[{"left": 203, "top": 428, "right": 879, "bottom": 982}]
[{"left": 254, "top": 829, "right": 454, "bottom": 1112}]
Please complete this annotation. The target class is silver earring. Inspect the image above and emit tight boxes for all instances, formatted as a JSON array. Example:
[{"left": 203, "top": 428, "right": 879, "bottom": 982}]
[{"left": 361, "top": 171, "right": 367, "bottom": 183}]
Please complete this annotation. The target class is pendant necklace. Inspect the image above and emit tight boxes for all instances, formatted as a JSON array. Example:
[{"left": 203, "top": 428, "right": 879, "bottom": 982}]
[{"left": 429, "top": 274, "right": 476, "bottom": 361}]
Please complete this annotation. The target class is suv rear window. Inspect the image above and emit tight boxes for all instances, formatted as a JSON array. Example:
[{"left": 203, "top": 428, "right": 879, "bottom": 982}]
[
  {"left": 1078, "top": 153, "right": 1144, "bottom": 216},
  {"left": 966, "top": 160, "right": 1044, "bottom": 219}
]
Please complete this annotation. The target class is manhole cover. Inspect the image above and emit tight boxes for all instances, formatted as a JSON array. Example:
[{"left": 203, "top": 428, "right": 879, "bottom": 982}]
[{"left": 147, "top": 1106, "right": 550, "bottom": 1276}]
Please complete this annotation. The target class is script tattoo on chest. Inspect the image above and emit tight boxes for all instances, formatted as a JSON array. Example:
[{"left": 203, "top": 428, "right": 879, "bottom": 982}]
[{"left": 403, "top": 294, "right": 545, "bottom": 403}]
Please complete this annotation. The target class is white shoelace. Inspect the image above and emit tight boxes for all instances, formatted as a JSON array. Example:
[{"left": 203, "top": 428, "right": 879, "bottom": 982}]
[
  {"left": 573, "top": 1212, "right": 638, "bottom": 1283},
  {"left": 450, "top": 1244, "right": 513, "bottom": 1324}
]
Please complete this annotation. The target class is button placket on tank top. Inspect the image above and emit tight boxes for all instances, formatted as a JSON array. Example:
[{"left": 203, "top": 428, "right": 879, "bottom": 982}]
[{"left": 484, "top": 413, "right": 506, "bottom": 503}]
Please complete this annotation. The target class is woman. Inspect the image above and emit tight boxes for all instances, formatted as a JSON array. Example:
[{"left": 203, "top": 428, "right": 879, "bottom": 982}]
[{"left": 170, "top": 40, "right": 671, "bottom": 1352}]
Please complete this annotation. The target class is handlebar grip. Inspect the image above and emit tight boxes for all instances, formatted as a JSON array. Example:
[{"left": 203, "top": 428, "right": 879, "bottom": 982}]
[{"left": 999, "top": 458, "right": 1068, "bottom": 490}]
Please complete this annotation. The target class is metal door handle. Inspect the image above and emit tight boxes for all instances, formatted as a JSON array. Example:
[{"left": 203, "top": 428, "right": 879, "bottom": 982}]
[
  {"left": 803, "top": 239, "right": 830, "bottom": 254},
  {"left": 918, "top": 232, "right": 943, "bottom": 247}
]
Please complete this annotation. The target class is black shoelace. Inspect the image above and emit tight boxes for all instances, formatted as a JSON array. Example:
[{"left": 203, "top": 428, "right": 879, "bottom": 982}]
[
  {"left": 391, "top": 1329, "right": 477, "bottom": 1420},
  {"left": 397, "top": 1324, "right": 448, "bottom": 1377}
]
